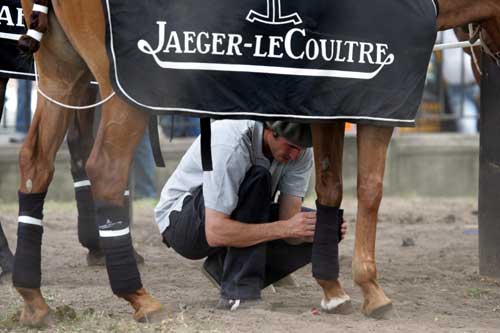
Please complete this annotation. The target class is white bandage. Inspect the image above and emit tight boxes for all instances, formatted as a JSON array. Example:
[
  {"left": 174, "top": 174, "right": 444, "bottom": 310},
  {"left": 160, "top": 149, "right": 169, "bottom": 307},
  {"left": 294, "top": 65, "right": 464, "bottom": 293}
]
[
  {"left": 26, "top": 29, "right": 43, "bottom": 42},
  {"left": 99, "top": 227, "right": 130, "bottom": 238},
  {"left": 32, "top": 4, "right": 49, "bottom": 14},
  {"left": 18, "top": 216, "right": 43, "bottom": 227},
  {"left": 74, "top": 180, "right": 92, "bottom": 188}
]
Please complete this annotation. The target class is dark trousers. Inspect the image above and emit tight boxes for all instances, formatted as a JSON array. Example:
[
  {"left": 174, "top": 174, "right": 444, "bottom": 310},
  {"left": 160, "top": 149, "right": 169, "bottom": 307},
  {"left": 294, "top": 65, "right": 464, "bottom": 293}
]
[{"left": 163, "top": 166, "right": 312, "bottom": 300}]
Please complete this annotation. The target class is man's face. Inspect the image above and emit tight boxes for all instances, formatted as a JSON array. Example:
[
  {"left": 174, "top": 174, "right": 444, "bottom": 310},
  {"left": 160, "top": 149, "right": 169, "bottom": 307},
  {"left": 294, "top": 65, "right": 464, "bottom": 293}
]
[{"left": 268, "top": 134, "right": 303, "bottom": 163}]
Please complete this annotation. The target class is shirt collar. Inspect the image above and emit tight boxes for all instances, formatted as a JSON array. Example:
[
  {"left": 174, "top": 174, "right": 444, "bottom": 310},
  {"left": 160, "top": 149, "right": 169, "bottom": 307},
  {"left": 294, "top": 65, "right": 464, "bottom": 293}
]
[{"left": 252, "top": 122, "right": 270, "bottom": 169}]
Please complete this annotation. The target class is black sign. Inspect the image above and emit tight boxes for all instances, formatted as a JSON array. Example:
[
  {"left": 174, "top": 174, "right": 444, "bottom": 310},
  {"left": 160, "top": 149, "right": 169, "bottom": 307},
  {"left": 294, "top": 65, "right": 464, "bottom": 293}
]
[
  {"left": 0, "top": 0, "right": 34, "bottom": 80},
  {"left": 104, "top": 0, "right": 437, "bottom": 125}
]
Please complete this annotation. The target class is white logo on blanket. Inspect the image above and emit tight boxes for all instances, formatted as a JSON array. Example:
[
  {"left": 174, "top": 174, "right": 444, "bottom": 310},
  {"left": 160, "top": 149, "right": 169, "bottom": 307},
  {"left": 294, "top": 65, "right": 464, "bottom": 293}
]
[
  {"left": 0, "top": 5, "right": 25, "bottom": 41},
  {"left": 246, "top": 0, "right": 302, "bottom": 25},
  {"left": 137, "top": 6, "right": 395, "bottom": 80}
]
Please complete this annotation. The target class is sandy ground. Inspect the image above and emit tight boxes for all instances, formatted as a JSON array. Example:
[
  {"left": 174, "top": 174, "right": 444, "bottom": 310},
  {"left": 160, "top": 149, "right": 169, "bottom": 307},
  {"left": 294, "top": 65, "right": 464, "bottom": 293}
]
[{"left": 1, "top": 197, "right": 499, "bottom": 332}]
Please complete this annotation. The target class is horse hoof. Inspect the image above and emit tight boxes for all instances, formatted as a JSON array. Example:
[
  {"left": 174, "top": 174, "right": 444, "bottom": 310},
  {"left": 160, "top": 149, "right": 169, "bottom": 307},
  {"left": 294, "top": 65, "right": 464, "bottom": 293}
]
[
  {"left": 320, "top": 295, "right": 353, "bottom": 314},
  {"left": 15, "top": 287, "right": 53, "bottom": 327},
  {"left": 118, "top": 287, "right": 164, "bottom": 323},
  {"left": 363, "top": 300, "right": 393, "bottom": 319},
  {"left": 134, "top": 306, "right": 167, "bottom": 323},
  {"left": 18, "top": 304, "right": 54, "bottom": 328}
]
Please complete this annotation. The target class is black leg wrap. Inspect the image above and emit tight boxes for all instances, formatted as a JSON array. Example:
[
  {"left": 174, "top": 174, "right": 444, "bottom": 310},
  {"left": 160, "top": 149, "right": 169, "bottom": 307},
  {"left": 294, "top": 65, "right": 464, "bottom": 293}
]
[
  {"left": 74, "top": 182, "right": 99, "bottom": 251},
  {"left": 13, "top": 191, "right": 47, "bottom": 288},
  {"left": 96, "top": 201, "right": 142, "bottom": 295},
  {"left": 312, "top": 201, "right": 341, "bottom": 280}
]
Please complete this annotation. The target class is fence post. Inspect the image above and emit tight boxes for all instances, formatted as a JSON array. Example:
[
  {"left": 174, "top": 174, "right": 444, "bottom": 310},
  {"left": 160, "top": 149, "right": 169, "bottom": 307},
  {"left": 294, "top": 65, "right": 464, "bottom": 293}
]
[{"left": 478, "top": 54, "right": 500, "bottom": 278}]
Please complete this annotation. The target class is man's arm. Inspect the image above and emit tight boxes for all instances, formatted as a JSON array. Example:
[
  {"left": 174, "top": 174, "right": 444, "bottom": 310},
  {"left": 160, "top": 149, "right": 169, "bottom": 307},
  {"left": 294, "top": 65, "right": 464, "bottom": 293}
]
[{"left": 204, "top": 207, "right": 316, "bottom": 248}]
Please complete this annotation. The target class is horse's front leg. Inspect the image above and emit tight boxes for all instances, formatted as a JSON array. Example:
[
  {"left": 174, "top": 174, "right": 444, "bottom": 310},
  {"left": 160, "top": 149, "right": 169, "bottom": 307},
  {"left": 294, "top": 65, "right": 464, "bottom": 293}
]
[
  {"left": 353, "top": 124, "right": 393, "bottom": 317},
  {"left": 311, "top": 122, "right": 351, "bottom": 313},
  {"left": 85, "top": 97, "right": 163, "bottom": 322}
]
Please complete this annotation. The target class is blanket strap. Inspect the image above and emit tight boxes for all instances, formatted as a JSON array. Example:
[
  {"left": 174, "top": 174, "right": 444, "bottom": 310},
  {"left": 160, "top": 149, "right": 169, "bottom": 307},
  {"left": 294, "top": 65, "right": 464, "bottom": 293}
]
[
  {"left": 200, "top": 118, "right": 213, "bottom": 171},
  {"left": 148, "top": 116, "right": 165, "bottom": 168}
]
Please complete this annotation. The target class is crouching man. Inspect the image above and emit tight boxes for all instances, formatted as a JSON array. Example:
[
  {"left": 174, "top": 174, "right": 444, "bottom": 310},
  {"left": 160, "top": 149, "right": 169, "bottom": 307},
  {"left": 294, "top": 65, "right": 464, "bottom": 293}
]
[{"left": 154, "top": 120, "right": 345, "bottom": 310}]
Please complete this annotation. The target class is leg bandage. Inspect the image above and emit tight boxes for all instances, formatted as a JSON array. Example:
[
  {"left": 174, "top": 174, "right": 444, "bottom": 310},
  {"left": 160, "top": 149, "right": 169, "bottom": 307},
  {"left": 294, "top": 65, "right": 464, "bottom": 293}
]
[
  {"left": 312, "top": 201, "right": 341, "bottom": 280},
  {"left": 96, "top": 201, "right": 142, "bottom": 295},
  {"left": 74, "top": 179, "right": 100, "bottom": 251},
  {"left": 13, "top": 191, "right": 47, "bottom": 288},
  {"left": 17, "top": 0, "right": 50, "bottom": 53}
]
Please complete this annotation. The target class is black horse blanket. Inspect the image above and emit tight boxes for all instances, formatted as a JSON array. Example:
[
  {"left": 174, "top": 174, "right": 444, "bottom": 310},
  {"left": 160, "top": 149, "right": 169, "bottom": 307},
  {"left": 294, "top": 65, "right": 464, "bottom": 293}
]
[
  {"left": 103, "top": 0, "right": 437, "bottom": 126},
  {"left": 0, "top": 0, "right": 34, "bottom": 80}
]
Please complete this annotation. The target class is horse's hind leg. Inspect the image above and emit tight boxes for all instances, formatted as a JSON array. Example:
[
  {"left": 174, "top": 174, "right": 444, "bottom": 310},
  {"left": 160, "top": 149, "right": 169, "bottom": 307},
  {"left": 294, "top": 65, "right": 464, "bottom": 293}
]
[
  {"left": 311, "top": 122, "right": 351, "bottom": 313},
  {"left": 353, "top": 124, "right": 393, "bottom": 318},
  {"left": 85, "top": 98, "right": 163, "bottom": 322},
  {"left": 66, "top": 101, "right": 104, "bottom": 265},
  {"left": 67, "top": 107, "right": 145, "bottom": 267}
]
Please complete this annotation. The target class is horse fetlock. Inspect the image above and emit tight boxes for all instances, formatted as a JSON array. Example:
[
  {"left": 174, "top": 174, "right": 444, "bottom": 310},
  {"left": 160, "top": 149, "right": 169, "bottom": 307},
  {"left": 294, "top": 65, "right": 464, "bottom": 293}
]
[
  {"left": 118, "top": 288, "right": 165, "bottom": 322},
  {"left": 315, "top": 279, "right": 352, "bottom": 314},
  {"left": 352, "top": 259, "right": 378, "bottom": 287},
  {"left": 16, "top": 287, "right": 52, "bottom": 327},
  {"left": 315, "top": 278, "right": 348, "bottom": 300},
  {"left": 352, "top": 259, "right": 392, "bottom": 317}
]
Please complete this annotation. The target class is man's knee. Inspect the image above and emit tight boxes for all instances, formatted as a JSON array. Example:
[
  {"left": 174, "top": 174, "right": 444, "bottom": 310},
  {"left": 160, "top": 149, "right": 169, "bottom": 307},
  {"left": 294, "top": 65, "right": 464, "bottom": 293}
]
[
  {"left": 162, "top": 228, "right": 207, "bottom": 260},
  {"left": 241, "top": 166, "right": 272, "bottom": 194},
  {"left": 232, "top": 166, "right": 272, "bottom": 223}
]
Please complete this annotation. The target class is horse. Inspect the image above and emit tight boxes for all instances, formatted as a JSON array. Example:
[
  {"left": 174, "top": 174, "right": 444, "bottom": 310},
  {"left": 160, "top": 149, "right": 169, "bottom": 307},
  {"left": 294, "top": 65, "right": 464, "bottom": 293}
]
[{"left": 11, "top": 0, "right": 500, "bottom": 326}]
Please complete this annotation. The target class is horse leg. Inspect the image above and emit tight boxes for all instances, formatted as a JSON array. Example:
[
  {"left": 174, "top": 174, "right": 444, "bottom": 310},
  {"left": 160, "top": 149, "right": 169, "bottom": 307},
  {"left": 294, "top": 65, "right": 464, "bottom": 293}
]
[
  {"left": 353, "top": 124, "right": 393, "bottom": 318},
  {"left": 311, "top": 122, "right": 351, "bottom": 313},
  {"left": 67, "top": 102, "right": 145, "bottom": 266},
  {"left": 14, "top": 100, "right": 77, "bottom": 327},
  {"left": 85, "top": 99, "right": 163, "bottom": 322},
  {"left": 14, "top": 3, "right": 95, "bottom": 326},
  {"left": 66, "top": 94, "right": 107, "bottom": 266},
  {"left": 44, "top": 0, "right": 161, "bottom": 320}
]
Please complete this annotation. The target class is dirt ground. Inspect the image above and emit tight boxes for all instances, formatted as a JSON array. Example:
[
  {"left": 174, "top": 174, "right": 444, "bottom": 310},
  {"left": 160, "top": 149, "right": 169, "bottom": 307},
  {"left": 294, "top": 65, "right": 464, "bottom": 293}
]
[{"left": 1, "top": 197, "right": 499, "bottom": 332}]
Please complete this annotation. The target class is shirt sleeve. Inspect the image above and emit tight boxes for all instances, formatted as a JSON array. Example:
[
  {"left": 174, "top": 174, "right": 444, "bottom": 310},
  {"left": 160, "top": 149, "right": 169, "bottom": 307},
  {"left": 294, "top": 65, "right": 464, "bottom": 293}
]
[
  {"left": 278, "top": 148, "right": 313, "bottom": 198},
  {"left": 202, "top": 144, "right": 251, "bottom": 215}
]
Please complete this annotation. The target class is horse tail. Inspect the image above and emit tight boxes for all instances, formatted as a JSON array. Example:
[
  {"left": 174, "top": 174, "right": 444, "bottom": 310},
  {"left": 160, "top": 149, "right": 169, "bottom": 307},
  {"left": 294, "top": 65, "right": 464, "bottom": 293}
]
[{"left": 18, "top": 0, "right": 51, "bottom": 55}]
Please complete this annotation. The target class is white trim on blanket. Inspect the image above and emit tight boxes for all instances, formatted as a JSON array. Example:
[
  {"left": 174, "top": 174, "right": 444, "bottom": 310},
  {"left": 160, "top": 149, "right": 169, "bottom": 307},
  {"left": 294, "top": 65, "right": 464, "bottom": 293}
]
[{"left": 0, "top": 32, "right": 22, "bottom": 41}]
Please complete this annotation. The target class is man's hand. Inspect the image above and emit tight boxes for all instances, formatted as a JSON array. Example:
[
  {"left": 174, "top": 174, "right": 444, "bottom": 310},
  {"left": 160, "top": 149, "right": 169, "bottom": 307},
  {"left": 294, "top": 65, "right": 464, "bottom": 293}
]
[
  {"left": 340, "top": 218, "right": 347, "bottom": 241},
  {"left": 284, "top": 215, "right": 347, "bottom": 244},
  {"left": 284, "top": 211, "right": 316, "bottom": 239}
]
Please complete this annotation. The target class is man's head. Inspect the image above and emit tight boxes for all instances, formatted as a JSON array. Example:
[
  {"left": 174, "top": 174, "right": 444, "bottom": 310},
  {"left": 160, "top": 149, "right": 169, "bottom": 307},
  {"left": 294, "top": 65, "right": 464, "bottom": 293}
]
[{"left": 263, "top": 121, "right": 312, "bottom": 163}]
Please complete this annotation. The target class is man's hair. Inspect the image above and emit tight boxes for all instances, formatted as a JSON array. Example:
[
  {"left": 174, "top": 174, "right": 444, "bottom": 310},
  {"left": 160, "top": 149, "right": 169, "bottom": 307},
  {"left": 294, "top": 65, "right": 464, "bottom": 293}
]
[{"left": 265, "top": 121, "right": 312, "bottom": 148}]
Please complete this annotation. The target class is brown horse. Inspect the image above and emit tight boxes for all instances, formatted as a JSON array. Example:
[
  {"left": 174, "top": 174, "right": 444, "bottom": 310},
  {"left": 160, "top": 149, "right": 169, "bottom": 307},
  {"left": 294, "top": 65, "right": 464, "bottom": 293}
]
[{"left": 12, "top": 0, "right": 500, "bottom": 326}]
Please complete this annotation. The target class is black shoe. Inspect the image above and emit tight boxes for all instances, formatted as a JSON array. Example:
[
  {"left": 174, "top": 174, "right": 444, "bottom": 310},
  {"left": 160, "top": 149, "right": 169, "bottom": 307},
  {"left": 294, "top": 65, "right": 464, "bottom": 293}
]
[
  {"left": 216, "top": 297, "right": 268, "bottom": 311},
  {"left": 202, "top": 255, "right": 223, "bottom": 289}
]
